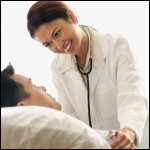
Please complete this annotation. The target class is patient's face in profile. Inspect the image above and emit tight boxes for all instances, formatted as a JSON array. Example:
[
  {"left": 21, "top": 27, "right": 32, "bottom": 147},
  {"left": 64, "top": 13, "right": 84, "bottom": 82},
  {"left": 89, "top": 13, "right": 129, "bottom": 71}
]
[{"left": 10, "top": 74, "right": 61, "bottom": 111}]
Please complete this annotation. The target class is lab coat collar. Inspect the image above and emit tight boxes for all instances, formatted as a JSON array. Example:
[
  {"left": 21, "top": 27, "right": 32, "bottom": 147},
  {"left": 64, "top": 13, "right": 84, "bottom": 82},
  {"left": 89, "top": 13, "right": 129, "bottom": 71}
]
[{"left": 60, "top": 25, "right": 106, "bottom": 74}]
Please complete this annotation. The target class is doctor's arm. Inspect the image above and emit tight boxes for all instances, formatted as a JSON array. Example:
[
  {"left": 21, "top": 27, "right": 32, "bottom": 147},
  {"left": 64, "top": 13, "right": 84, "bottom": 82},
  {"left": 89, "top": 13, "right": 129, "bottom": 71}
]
[{"left": 109, "top": 35, "right": 148, "bottom": 148}]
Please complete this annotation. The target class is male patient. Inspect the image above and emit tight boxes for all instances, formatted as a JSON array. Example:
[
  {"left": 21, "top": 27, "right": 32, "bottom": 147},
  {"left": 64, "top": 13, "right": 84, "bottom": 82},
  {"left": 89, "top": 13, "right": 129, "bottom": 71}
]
[
  {"left": 1, "top": 65, "right": 111, "bottom": 149},
  {"left": 1, "top": 64, "right": 61, "bottom": 110}
]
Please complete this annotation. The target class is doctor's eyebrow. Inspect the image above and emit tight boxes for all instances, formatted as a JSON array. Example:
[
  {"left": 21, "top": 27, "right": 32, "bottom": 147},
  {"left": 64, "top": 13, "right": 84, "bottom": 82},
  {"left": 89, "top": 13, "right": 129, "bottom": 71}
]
[{"left": 42, "top": 27, "right": 60, "bottom": 46}]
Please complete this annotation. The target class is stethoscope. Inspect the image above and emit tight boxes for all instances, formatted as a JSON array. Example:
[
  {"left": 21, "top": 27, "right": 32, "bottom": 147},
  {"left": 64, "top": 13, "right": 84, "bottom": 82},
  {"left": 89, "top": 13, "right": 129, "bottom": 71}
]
[{"left": 74, "top": 26, "right": 93, "bottom": 128}]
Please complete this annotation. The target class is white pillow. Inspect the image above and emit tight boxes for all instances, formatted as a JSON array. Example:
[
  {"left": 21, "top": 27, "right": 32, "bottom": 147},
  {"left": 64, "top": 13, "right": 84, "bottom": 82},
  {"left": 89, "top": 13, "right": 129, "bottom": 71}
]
[{"left": 1, "top": 106, "right": 110, "bottom": 149}]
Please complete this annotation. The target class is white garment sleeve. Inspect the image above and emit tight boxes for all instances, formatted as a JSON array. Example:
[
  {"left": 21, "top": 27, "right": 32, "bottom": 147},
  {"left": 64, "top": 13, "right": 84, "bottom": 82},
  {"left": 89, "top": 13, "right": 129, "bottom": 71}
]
[{"left": 109, "top": 35, "right": 148, "bottom": 145}]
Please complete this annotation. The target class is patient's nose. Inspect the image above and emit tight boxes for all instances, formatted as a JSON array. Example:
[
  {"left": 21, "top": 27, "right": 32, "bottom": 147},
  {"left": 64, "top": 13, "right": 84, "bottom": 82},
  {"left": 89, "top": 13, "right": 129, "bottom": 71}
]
[{"left": 37, "top": 86, "right": 46, "bottom": 92}]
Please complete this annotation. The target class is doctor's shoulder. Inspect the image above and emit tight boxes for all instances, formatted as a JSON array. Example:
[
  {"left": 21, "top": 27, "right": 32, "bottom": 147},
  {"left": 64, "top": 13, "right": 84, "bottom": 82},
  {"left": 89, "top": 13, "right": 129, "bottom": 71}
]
[
  {"left": 99, "top": 32, "right": 135, "bottom": 59},
  {"left": 98, "top": 32, "right": 130, "bottom": 49},
  {"left": 94, "top": 30, "right": 131, "bottom": 58}
]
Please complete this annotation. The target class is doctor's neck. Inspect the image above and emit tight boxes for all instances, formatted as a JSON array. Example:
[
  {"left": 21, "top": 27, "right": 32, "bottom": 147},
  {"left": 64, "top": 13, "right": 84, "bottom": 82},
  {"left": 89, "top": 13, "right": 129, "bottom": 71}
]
[{"left": 75, "top": 27, "right": 89, "bottom": 68}]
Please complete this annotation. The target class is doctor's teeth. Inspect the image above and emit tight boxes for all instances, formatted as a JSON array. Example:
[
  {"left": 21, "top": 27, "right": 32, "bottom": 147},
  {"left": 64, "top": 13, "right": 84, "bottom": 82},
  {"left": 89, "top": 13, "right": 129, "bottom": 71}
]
[{"left": 64, "top": 42, "right": 71, "bottom": 52}]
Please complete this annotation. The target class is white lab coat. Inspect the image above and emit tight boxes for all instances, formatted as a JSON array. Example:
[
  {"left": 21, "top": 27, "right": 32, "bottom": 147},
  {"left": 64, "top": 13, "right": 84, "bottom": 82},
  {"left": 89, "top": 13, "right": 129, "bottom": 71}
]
[{"left": 51, "top": 26, "right": 149, "bottom": 148}]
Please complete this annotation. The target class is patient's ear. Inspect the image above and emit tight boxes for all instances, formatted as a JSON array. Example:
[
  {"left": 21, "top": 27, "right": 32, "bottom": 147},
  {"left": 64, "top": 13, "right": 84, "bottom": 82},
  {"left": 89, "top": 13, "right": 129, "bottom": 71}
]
[{"left": 17, "top": 101, "right": 25, "bottom": 106}]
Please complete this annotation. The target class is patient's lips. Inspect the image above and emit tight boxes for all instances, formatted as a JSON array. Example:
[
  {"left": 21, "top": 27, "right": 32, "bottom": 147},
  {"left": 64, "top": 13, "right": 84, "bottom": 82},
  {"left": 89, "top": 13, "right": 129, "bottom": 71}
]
[
  {"left": 36, "top": 86, "right": 46, "bottom": 92},
  {"left": 46, "top": 93, "right": 55, "bottom": 100}
]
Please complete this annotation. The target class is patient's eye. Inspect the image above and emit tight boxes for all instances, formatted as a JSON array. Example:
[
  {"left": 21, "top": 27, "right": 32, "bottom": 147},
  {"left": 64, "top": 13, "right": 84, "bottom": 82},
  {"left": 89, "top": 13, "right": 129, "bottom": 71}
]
[
  {"left": 27, "top": 78, "right": 32, "bottom": 84},
  {"left": 28, "top": 78, "right": 35, "bottom": 87}
]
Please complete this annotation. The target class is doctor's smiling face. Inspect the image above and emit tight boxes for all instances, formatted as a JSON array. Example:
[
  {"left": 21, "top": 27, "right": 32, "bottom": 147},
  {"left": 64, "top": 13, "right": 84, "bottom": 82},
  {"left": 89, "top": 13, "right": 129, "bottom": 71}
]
[
  {"left": 34, "top": 14, "right": 88, "bottom": 56},
  {"left": 1, "top": 64, "right": 61, "bottom": 110},
  {"left": 27, "top": 1, "right": 88, "bottom": 57}
]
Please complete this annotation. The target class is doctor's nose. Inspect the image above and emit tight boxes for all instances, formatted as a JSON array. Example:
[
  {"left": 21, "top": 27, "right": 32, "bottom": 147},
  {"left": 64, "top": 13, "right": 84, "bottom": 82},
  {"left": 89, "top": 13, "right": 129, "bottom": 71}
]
[{"left": 55, "top": 41, "right": 64, "bottom": 51}]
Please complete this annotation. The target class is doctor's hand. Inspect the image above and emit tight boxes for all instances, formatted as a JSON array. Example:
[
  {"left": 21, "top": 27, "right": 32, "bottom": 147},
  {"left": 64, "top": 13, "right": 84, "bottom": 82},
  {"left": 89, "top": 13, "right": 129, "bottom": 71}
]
[{"left": 108, "top": 129, "right": 136, "bottom": 149}]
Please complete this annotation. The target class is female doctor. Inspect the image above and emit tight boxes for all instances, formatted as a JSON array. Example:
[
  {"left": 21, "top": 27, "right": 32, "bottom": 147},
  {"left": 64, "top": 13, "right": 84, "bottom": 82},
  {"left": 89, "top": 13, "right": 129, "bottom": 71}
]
[{"left": 27, "top": 1, "right": 148, "bottom": 149}]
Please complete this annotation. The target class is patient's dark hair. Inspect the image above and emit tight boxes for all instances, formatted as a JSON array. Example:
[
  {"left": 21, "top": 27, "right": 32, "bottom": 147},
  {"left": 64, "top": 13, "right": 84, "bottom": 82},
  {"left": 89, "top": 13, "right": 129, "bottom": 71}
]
[
  {"left": 1, "top": 64, "right": 30, "bottom": 107},
  {"left": 27, "top": 1, "right": 70, "bottom": 38}
]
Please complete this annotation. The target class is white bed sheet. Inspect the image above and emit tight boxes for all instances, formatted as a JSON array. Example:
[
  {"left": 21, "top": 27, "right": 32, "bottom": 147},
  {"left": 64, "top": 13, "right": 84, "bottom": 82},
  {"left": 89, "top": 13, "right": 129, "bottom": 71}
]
[{"left": 1, "top": 106, "right": 111, "bottom": 149}]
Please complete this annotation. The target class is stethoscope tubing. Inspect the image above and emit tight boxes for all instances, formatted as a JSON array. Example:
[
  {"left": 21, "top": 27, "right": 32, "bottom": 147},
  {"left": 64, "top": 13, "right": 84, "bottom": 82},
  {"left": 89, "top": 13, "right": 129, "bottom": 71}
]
[{"left": 75, "top": 26, "right": 93, "bottom": 127}]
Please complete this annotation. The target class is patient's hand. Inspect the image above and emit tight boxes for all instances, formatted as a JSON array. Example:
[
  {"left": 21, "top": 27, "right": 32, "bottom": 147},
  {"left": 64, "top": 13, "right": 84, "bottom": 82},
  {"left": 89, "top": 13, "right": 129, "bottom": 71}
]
[{"left": 108, "top": 130, "right": 136, "bottom": 149}]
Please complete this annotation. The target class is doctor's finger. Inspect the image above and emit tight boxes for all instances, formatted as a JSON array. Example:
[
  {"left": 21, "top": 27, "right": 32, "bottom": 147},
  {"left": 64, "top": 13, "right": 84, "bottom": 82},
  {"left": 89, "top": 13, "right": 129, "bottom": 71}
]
[
  {"left": 123, "top": 143, "right": 136, "bottom": 149},
  {"left": 113, "top": 135, "right": 131, "bottom": 149},
  {"left": 109, "top": 130, "right": 116, "bottom": 138},
  {"left": 110, "top": 131, "right": 125, "bottom": 148}
]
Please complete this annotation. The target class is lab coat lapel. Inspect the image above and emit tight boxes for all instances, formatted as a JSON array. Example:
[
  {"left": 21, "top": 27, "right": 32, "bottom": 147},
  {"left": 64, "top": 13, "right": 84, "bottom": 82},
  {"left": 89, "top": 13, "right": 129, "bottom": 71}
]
[
  {"left": 67, "top": 69, "right": 89, "bottom": 123},
  {"left": 60, "top": 54, "right": 87, "bottom": 99},
  {"left": 72, "top": 70, "right": 87, "bottom": 93},
  {"left": 89, "top": 28, "right": 106, "bottom": 97},
  {"left": 90, "top": 67, "right": 104, "bottom": 97}
]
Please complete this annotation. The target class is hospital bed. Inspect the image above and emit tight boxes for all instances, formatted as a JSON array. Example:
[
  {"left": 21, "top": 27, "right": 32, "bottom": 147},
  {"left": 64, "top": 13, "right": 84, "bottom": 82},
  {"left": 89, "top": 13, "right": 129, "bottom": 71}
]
[{"left": 1, "top": 106, "right": 111, "bottom": 149}]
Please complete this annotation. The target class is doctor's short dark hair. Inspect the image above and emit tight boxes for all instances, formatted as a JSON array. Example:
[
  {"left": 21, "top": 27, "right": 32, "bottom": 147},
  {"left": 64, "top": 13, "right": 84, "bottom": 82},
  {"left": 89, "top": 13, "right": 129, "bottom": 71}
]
[
  {"left": 1, "top": 64, "right": 30, "bottom": 107},
  {"left": 27, "top": 1, "right": 70, "bottom": 38}
]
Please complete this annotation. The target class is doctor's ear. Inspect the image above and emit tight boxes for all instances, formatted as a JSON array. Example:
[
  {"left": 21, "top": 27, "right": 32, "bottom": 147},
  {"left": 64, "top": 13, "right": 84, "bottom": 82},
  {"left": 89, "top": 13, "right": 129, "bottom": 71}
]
[{"left": 66, "top": 9, "right": 78, "bottom": 24}]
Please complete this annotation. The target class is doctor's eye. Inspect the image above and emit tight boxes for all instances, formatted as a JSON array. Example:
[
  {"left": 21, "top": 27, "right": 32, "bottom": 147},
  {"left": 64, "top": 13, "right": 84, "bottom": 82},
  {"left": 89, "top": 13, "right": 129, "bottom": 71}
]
[
  {"left": 45, "top": 43, "right": 50, "bottom": 47},
  {"left": 54, "top": 30, "right": 61, "bottom": 37},
  {"left": 45, "top": 42, "right": 53, "bottom": 48}
]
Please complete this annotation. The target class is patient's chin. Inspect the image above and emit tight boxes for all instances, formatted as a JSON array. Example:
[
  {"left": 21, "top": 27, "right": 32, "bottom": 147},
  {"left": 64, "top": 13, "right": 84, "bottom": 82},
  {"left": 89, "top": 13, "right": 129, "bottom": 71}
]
[
  {"left": 55, "top": 103, "right": 62, "bottom": 111},
  {"left": 46, "top": 102, "right": 62, "bottom": 111}
]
